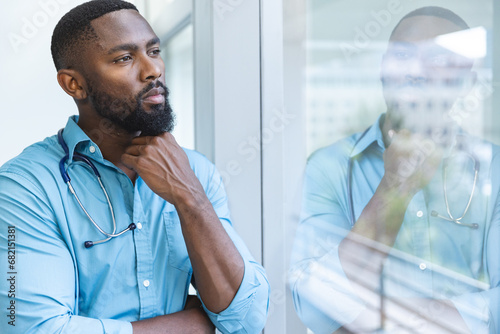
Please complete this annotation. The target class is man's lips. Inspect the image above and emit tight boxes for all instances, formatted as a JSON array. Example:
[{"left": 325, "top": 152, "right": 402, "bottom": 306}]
[{"left": 142, "top": 87, "right": 165, "bottom": 104}]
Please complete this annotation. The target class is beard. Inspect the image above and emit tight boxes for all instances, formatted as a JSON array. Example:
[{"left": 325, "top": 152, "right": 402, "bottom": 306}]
[{"left": 88, "top": 81, "right": 175, "bottom": 136}]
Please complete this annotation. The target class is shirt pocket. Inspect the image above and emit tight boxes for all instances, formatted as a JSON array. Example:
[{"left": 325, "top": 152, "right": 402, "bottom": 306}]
[{"left": 163, "top": 211, "right": 192, "bottom": 273}]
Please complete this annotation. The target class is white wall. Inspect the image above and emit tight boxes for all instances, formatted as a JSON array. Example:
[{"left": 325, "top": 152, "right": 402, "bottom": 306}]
[
  {"left": 0, "top": 0, "right": 167, "bottom": 166},
  {"left": 0, "top": 0, "right": 84, "bottom": 165}
]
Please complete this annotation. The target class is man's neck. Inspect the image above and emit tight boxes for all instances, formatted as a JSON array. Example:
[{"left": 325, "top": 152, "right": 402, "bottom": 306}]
[{"left": 77, "top": 114, "right": 139, "bottom": 182}]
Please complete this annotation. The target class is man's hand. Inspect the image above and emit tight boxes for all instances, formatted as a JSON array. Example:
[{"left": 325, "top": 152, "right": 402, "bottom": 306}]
[
  {"left": 121, "top": 133, "right": 205, "bottom": 207},
  {"left": 344, "top": 130, "right": 444, "bottom": 245},
  {"left": 382, "top": 129, "right": 444, "bottom": 197}
]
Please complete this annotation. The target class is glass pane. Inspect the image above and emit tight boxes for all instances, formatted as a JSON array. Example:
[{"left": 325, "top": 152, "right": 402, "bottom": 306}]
[
  {"left": 162, "top": 24, "right": 195, "bottom": 149},
  {"left": 288, "top": 1, "right": 498, "bottom": 333}
]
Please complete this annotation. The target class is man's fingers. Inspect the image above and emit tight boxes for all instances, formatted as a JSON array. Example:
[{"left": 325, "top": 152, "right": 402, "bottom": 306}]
[
  {"left": 130, "top": 136, "right": 151, "bottom": 145},
  {"left": 121, "top": 153, "right": 140, "bottom": 170},
  {"left": 124, "top": 144, "right": 143, "bottom": 156}
]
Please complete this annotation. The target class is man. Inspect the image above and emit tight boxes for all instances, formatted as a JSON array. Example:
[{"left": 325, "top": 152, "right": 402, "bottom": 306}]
[
  {"left": 0, "top": 1, "right": 269, "bottom": 333},
  {"left": 290, "top": 7, "right": 499, "bottom": 334}
]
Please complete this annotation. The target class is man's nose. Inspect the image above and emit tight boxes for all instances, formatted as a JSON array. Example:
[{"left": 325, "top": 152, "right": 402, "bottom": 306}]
[
  {"left": 404, "top": 58, "right": 427, "bottom": 85},
  {"left": 141, "top": 56, "right": 163, "bottom": 82}
]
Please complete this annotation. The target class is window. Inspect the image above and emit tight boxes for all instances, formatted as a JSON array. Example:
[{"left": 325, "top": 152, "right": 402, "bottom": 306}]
[
  {"left": 285, "top": 1, "right": 498, "bottom": 333},
  {"left": 162, "top": 23, "right": 195, "bottom": 149}
]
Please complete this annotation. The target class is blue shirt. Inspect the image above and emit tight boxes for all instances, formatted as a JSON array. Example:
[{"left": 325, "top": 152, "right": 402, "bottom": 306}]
[
  {"left": 289, "top": 115, "right": 500, "bottom": 333},
  {"left": 0, "top": 116, "right": 269, "bottom": 334}
]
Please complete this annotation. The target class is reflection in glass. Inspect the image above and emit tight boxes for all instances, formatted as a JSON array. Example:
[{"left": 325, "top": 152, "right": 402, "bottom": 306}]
[{"left": 290, "top": 6, "right": 499, "bottom": 334}]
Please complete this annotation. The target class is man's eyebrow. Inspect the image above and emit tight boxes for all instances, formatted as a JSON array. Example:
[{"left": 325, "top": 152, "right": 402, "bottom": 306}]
[
  {"left": 107, "top": 37, "right": 161, "bottom": 55},
  {"left": 107, "top": 43, "right": 139, "bottom": 55},
  {"left": 146, "top": 37, "right": 161, "bottom": 48}
]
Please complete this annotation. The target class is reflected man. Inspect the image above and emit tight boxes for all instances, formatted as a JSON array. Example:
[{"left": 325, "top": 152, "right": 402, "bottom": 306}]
[{"left": 290, "top": 6, "right": 499, "bottom": 334}]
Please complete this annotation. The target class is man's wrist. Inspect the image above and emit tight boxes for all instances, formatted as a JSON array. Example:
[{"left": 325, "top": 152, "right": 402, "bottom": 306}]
[{"left": 379, "top": 174, "right": 416, "bottom": 203}]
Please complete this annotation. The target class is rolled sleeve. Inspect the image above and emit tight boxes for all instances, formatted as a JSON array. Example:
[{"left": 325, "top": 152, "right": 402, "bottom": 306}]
[
  {"left": 99, "top": 319, "right": 133, "bottom": 334},
  {"left": 201, "top": 258, "right": 269, "bottom": 334}
]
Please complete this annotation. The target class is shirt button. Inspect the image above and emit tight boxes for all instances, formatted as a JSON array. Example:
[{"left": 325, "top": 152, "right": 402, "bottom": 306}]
[
  {"left": 416, "top": 210, "right": 424, "bottom": 218},
  {"left": 136, "top": 222, "right": 143, "bottom": 230},
  {"left": 143, "top": 280, "right": 150, "bottom": 287},
  {"left": 419, "top": 263, "right": 427, "bottom": 271},
  {"left": 89, "top": 146, "right": 96, "bottom": 154}
]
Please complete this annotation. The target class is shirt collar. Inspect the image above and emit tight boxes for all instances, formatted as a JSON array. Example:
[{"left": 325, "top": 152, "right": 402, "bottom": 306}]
[
  {"left": 62, "top": 116, "right": 104, "bottom": 162},
  {"left": 350, "top": 113, "right": 386, "bottom": 158}
]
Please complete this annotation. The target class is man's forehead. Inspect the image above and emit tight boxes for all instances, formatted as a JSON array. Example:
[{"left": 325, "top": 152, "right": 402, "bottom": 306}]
[
  {"left": 89, "top": 9, "right": 158, "bottom": 50},
  {"left": 390, "top": 15, "right": 464, "bottom": 44}
]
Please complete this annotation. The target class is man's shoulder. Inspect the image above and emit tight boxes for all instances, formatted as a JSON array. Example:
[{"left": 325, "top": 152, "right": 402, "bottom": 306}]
[
  {"left": 0, "top": 135, "right": 60, "bottom": 185},
  {"left": 308, "top": 133, "right": 360, "bottom": 167},
  {"left": 183, "top": 147, "right": 210, "bottom": 163},
  {"left": 182, "top": 147, "right": 219, "bottom": 182},
  {"left": 302, "top": 133, "right": 364, "bottom": 188},
  {"left": 182, "top": 147, "right": 215, "bottom": 172}
]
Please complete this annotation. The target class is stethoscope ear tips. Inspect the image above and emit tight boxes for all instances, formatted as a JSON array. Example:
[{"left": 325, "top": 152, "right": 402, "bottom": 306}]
[
  {"left": 84, "top": 241, "right": 94, "bottom": 248},
  {"left": 128, "top": 223, "right": 137, "bottom": 231}
]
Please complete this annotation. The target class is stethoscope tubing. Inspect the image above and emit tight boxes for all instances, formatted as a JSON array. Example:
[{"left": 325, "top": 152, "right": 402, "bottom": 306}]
[{"left": 57, "top": 129, "right": 136, "bottom": 248}]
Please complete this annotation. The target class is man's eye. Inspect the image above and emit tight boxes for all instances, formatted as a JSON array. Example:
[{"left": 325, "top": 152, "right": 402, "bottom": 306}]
[
  {"left": 428, "top": 55, "right": 449, "bottom": 67},
  {"left": 114, "top": 55, "right": 132, "bottom": 63},
  {"left": 392, "top": 50, "right": 411, "bottom": 59},
  {"left": 150, "top": 49, "right": 161, "bottom": 56}
]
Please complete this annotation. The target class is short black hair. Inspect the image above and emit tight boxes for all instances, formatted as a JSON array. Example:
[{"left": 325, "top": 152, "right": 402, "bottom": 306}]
[
  {"left": 390, "top": 6, "right": 470, "bottom": 40},
  {"left": 51, "top": 0, "right": 138, "bottom": 71}
]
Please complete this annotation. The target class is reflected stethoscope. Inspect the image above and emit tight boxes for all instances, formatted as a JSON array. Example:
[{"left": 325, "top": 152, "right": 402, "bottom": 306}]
[
  {"left": 347, "top": 129, "right": 479, "bottom": 229},
  {"left": 58, "top": 129, "right": 136, "bottom": 248}
]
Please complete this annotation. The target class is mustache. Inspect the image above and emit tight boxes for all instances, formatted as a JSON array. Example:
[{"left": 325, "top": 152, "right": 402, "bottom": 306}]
[{"left": 138, "top": 81, "right": 169, "bottom": 100}]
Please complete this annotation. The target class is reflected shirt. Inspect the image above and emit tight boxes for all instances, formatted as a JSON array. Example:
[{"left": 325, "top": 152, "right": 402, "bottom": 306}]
[
  {"left": 0, "top": 116, "right": 269, "bottom": 334},
  {"left": 289, "top": 114, "right": 500, "bottom": 333}
]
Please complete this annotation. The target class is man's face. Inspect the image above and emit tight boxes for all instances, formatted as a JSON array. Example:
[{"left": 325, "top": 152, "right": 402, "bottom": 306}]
[
  {"left": 82, "top": 10, "right": 174, "bottom": 136},
  {"left": 381, "top": 16, "right": 475, "bottom": 137}
]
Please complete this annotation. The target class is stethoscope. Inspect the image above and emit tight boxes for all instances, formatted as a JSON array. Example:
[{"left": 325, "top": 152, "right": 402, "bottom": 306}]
[
  {"left": 58, "top": 129, "right": 136, "bottom": 248},
  {"left": 347, "top": 129, "right": 479, "bottom": 229}
]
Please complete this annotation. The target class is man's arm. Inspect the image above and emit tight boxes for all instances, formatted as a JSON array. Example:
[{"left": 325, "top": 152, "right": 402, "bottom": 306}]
[
  {"left": 0, "top": 173, "right": 214, "bottom": 334},
  {"left": 341, "top": 130, "right": 443, "bottom": 248},
  {"left": 122, "top": 133, "right": 269, "bottom": 333},
  {"left": 131, "top": 296, "right": 214, "bottom": 334},
  {"left": 290, "top": 132, "right": 474, "bottom": 333},
  {"left": 289, "top": 144, "right": 370, "bottom": 333},
  {"left": 340, "top": 131, "right": 478, "bottom": 332}
]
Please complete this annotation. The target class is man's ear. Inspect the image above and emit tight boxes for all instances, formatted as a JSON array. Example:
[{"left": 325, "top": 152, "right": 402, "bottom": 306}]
[
  {"left": 57, "top": 69, "right": 88, "bottom": 100},
  {"left": 379, "top": 53, "right": 388, "bottom": 85}
]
